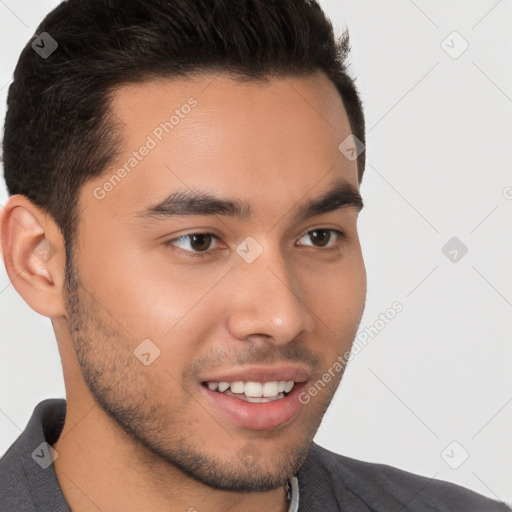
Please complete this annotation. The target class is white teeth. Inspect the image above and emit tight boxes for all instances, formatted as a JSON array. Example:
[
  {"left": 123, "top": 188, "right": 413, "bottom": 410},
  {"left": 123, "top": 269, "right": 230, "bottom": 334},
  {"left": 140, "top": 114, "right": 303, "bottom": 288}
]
[
  {"left": 218, "top": 381, "right": 230, "bottom": 393},
  {"left": 230, "top": 381, "right": 245, "bottom": 394},
  {"left": 245, "top": 382, "right": 263, "bottom": 397},
  {"left": 206, "top": 380, "right": 296, "bottom": 398},
  {"left": 262, "top": 381, "right": 279, "bottom": 397}
]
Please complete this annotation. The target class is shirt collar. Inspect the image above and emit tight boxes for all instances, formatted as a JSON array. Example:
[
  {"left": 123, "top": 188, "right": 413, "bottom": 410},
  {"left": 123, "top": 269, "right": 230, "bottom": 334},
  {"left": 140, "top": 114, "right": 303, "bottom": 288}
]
[{"left": 287, "top": 475, "right": 299, "bottom": 512}]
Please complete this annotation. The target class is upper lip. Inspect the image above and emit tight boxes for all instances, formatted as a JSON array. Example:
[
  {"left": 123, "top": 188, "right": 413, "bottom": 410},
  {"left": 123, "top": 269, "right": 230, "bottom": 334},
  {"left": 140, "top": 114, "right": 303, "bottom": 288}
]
[{"left": 200, "top": 364, "right": 311, "bottom": 384}]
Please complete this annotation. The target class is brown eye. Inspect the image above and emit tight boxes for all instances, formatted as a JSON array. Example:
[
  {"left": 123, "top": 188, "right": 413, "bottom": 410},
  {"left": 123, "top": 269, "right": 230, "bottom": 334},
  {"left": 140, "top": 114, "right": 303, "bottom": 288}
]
[
  {"left": 297, "top": 229, "right": 344, "bottom": 249},
  {"left": 165, "top": 233, "right": 220, "bottom": 256},
  {"left": 186, "top": 234, "right": 214, "bottom": 252},
  {"left": 309, "top": 229, "right": 331, "bottom": 247}
]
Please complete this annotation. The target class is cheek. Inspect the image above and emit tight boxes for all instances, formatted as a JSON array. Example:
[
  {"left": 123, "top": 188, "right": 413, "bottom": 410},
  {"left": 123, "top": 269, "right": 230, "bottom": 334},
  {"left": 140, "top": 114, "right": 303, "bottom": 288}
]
[
  {"left": 77, "top": 234, "right": 219, "bottom": 342},
  {"left": 301, "top": 258, "right": 366, "bottom": 369},
  {"left": 306, "top": 253, "right": 366, "bottom": 328}
]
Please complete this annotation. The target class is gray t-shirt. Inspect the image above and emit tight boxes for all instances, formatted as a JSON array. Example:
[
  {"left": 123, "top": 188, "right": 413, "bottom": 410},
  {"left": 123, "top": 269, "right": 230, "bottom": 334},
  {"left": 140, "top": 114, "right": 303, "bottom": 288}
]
[{"left": 0, "top": 399, "right": 509, "bottom": 511}]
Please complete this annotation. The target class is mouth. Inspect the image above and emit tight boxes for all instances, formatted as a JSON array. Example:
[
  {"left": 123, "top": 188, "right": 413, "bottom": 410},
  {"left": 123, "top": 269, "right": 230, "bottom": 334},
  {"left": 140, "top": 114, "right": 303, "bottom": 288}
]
[
  {"left": 201, "top": 380, "right": 295, "bottom": 403},
  {"left": 198, "top": 366, "right": 310, "bottom": 430}
]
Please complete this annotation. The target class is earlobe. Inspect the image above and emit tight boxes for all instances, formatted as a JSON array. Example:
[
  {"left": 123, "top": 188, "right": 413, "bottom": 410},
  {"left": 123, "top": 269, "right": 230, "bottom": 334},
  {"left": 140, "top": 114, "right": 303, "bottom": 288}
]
[{"left": 0, "top": 195, "right": 67, "bottom": 318}]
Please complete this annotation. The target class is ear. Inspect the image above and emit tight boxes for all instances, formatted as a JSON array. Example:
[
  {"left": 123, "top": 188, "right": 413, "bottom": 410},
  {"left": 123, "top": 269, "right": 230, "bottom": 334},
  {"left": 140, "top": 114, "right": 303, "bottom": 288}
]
[{"left": 0, "top": 194, "right": 68, "bottom": 318}]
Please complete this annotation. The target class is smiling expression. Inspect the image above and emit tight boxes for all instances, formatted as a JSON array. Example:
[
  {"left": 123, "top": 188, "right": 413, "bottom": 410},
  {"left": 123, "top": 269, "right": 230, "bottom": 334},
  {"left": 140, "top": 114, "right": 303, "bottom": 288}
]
[{"left": 63, "top": 70, "right": 367, "bottom": 491}]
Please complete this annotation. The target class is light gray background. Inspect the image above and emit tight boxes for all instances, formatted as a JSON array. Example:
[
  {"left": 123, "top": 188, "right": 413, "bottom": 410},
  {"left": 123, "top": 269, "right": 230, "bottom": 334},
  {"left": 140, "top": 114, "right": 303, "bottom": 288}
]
[{"left": 1, "top": 0, "right": 511, "bottom": 505}]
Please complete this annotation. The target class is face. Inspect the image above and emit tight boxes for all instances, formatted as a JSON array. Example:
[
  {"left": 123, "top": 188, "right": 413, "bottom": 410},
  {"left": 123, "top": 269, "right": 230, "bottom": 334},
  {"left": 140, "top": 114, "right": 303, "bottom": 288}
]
[{"left": 65, "top": 71, "right": 366, "bottom": 491}]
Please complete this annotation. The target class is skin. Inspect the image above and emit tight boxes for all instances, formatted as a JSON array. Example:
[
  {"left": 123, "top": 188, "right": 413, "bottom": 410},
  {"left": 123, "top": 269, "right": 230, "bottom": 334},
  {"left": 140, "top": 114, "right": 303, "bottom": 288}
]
[{"left": 0, "top": 71, "right": 366, "bottom": 512}]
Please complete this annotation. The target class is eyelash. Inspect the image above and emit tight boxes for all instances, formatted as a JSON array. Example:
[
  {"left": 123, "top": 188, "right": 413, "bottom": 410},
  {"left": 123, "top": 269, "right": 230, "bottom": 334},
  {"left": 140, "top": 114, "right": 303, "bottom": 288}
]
[{"left": 164, "top": 229, "right": 345, "bottom": 258}]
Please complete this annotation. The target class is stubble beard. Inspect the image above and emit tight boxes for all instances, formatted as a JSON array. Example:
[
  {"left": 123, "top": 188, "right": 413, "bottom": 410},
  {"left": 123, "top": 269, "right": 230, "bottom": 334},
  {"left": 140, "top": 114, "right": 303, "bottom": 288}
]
[{"left": 62, "top": 240, "right": 345, "bottom": 492}]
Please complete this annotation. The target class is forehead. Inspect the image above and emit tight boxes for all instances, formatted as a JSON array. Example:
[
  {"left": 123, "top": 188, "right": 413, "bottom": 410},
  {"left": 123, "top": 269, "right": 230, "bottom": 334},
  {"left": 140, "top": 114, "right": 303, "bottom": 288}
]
[
  {"left": 108, "top": 71, "right": 354, "bottom": 160},
  {"left": 110, "top": 71, "right": 350, "bottom": 129},
  {"left": 84, "top": 72, "right": 359, "bottom": 224}
]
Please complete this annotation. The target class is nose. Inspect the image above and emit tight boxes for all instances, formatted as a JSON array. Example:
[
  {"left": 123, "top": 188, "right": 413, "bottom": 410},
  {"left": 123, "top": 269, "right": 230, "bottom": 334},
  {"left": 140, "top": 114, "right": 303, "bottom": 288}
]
[{"left": 224, "top": 244, "right": 315, "bottom": 346}]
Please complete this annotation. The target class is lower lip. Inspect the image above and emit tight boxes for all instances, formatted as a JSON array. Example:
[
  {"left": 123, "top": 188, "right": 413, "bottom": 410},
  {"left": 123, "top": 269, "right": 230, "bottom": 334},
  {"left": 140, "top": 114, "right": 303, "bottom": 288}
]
[{"left": 200, "top": 382, "right": 307, "bottom": 430}]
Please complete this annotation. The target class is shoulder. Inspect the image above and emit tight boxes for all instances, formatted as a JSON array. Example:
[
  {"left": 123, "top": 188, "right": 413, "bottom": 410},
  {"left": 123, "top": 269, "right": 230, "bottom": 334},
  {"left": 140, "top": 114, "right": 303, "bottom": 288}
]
[
  {"left": 0, "top": 399, "right": 68, "bottom": 512},
  {"left": 0, "top": 429, "right": 38, "bottom": 511},
  {"left": 298, "top": 442, "right": 510, "bottom": 512}
]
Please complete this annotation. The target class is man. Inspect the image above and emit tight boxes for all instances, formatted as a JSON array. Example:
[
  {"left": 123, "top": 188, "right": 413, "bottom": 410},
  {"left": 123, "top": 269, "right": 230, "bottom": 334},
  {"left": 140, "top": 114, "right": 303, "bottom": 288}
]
[{"left": 0, "top": 0, "right": 508, "bottom": 511}]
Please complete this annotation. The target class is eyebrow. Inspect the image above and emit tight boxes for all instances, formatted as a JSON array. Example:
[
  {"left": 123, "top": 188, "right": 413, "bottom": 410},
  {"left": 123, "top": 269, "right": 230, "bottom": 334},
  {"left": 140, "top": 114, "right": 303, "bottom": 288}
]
[{"left": 133, "top": 179, "right": 363, "bottom": 224}]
